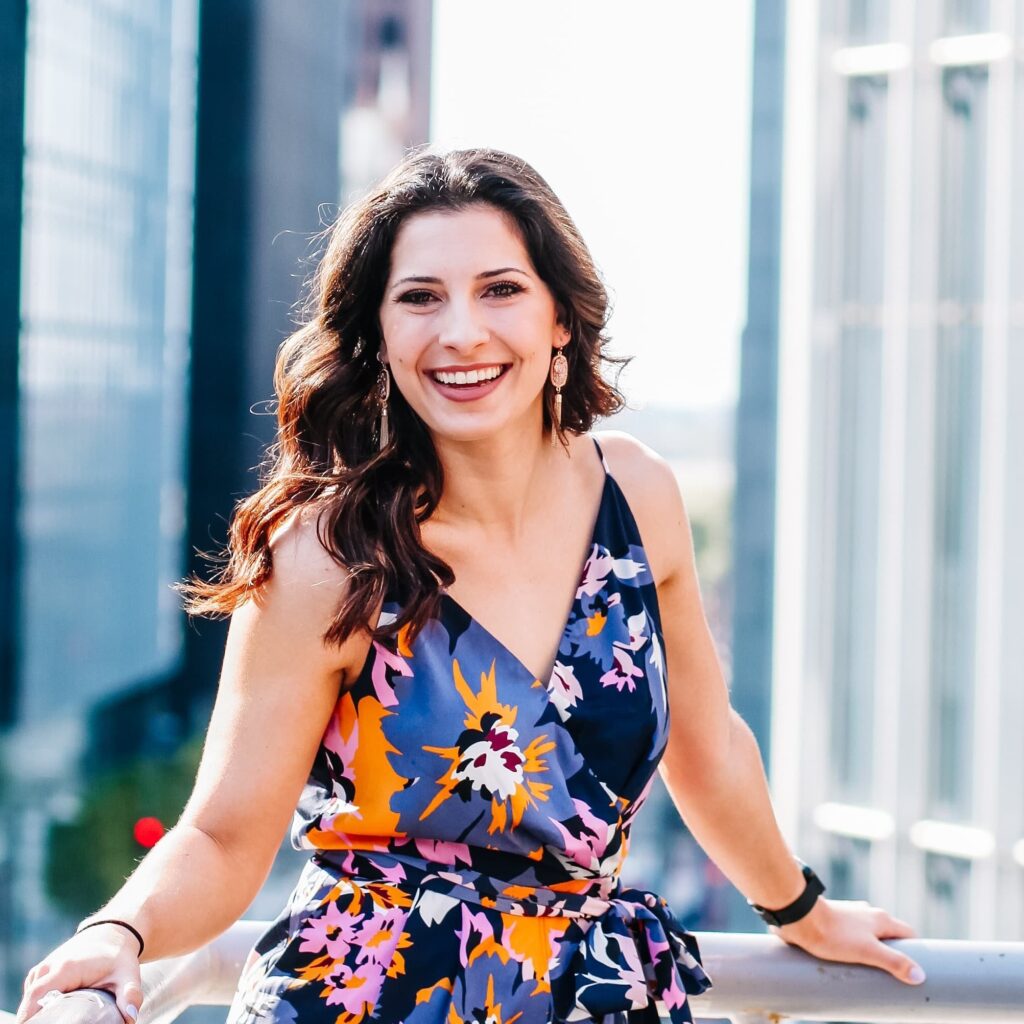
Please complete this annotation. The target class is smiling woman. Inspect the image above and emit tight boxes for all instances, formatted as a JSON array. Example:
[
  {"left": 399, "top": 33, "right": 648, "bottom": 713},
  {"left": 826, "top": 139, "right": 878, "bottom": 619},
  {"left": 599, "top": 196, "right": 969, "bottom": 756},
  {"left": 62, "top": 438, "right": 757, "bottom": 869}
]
[{"left": 17, "top": 146, "right": 924, "bottom": 1024}]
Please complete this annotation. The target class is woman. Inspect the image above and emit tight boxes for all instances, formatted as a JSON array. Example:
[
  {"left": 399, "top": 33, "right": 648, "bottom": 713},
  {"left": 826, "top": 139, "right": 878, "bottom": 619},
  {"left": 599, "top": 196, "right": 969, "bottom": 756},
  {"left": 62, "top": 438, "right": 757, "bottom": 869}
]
[{"left": 16, "top": 147, "right": 924, "bottom": 1024}]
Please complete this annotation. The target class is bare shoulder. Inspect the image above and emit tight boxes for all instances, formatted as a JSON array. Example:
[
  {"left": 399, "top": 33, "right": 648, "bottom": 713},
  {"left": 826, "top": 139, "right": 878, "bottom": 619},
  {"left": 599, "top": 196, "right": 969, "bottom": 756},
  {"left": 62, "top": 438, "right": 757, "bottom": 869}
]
[
  {"left": 177, "top": 505, "right": 367, "bottom": 866},
  {"left": 267, "top": 503, "right": 349, "bottom": 594},
  {"left": 236, "top": 503, "right": 367, "bottom": 682},
  {"left": 591, "top": 428, "right": 693, "bottom": 586}
]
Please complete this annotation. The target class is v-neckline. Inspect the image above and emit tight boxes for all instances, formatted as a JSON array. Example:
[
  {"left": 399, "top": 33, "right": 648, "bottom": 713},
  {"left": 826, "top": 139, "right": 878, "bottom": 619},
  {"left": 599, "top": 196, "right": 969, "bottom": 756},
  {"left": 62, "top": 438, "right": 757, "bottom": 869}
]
[{"left": 439, "top": 449, "right": 612, "bottom": 688}]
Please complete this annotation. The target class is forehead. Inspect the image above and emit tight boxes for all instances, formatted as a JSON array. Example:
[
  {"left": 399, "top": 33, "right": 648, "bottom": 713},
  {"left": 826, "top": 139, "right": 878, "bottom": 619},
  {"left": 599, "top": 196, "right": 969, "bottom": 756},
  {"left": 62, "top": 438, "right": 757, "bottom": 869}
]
[{"left": 387, "top": 205, "right": 530, "bottom": 275}]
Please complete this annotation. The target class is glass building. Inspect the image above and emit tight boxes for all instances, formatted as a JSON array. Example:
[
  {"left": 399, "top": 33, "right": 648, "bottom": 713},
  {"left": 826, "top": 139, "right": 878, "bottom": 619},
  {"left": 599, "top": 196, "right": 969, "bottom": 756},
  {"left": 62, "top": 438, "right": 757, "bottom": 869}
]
[
  {"left": 772, "top": 0, "right": 1024, "bottom": 939},
  {"left": 0, "top": 0, "right": 199, "bottom": 996}
]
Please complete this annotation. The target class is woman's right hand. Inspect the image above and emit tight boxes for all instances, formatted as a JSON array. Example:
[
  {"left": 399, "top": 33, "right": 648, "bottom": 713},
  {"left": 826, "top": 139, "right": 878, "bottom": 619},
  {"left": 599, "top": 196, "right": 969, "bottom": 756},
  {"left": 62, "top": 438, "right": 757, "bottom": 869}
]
[{"left": 15, "top": 924, "right": 143, "bottom": 1024}]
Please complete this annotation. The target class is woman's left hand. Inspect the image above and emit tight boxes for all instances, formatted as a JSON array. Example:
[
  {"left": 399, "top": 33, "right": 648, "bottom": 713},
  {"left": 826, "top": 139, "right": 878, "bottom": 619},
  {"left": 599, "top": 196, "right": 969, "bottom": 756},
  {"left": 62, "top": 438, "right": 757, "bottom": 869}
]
[{"left": 772, "top": 897, "right": 926, "bottom": 985}]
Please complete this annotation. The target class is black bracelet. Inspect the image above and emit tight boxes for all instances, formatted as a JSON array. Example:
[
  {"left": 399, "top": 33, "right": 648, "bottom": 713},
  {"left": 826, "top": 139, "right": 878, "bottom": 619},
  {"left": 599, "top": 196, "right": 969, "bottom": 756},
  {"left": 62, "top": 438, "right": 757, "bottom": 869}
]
[
  {"left": 76, "top": 919, "right": 145, "bottom": 957},
  {"left": 747, "top": 862, "right": 826, "bottom": 928}
]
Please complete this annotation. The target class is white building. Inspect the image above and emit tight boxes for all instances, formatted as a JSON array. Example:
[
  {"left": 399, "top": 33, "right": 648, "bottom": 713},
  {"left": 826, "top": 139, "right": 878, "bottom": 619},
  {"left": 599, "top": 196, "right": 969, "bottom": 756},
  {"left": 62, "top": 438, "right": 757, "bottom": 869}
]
[{"left": 771, "top": 0, "right": 1024, "bottom": 940}]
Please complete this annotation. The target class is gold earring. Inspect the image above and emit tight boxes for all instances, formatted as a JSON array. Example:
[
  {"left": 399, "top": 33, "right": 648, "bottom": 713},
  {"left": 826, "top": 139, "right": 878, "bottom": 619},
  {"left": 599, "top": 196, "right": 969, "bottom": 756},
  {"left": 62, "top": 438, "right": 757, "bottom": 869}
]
[
  {"left": 549, "top": 344, "right": 568, "bottom": 447},
  {"left": 377, "top": 354, "right": 391, "bottom": 450}
]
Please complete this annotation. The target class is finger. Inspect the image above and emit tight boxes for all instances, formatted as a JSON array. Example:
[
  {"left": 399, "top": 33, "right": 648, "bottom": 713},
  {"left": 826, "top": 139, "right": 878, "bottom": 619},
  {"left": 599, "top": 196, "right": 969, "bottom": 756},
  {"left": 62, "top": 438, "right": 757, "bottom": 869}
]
[
  {"left": 877, "top": 914, "right": 917, "bottom": 939},
  {"left": 867, "top": 941, "right": 927, "bottom": 985},
  {"left": 23, "top": 963, "right": 49, "bottom": 992},
  {"left": 20, "top": 966, "right": 86, "bottom": 1019},
  {"left": 116, "top": 979, "right": 144, "bottom": 1024}
]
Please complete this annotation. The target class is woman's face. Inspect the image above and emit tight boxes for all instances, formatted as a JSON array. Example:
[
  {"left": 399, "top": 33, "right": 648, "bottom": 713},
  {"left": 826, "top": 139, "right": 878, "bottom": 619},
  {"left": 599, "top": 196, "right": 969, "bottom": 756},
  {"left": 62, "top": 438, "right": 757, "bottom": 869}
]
[{"left": 377, "top": 203, "right": 569, "bottom": 444}]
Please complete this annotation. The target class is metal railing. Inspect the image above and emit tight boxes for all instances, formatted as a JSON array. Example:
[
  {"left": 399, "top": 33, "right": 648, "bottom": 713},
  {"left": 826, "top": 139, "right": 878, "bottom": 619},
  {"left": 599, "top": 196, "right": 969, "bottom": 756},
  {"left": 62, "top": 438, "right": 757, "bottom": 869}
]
[{"left": 7, "top": 923, "right": 1024, "bottom": 1024}]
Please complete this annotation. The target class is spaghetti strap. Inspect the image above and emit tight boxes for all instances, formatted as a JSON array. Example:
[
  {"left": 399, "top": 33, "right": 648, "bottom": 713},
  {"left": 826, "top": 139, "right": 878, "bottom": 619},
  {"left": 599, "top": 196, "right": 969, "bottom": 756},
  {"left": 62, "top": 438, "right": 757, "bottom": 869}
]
[{"left": 590, "top": 432, "right": 612, "bottom": 474}]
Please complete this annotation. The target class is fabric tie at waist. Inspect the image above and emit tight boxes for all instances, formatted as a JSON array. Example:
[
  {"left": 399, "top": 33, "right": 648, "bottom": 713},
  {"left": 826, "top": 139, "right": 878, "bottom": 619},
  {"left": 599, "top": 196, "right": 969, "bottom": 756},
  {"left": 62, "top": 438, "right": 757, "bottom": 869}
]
[{"left": 311, "top": 848, "right": 713, "bottom": 1023}]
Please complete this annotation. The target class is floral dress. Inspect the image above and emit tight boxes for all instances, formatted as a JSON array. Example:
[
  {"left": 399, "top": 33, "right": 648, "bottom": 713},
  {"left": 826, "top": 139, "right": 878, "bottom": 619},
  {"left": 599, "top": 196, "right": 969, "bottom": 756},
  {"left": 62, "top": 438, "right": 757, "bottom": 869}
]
[{"left": 225, "top": 436, "right": 712, "bottom": 1024}]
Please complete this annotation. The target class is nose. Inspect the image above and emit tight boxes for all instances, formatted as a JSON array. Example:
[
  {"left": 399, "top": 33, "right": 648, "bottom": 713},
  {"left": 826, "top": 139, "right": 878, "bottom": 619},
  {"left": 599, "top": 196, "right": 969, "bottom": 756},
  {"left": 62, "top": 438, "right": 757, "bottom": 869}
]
[{"left": 437, "top": 293, "right": 489, "bottom": 352}]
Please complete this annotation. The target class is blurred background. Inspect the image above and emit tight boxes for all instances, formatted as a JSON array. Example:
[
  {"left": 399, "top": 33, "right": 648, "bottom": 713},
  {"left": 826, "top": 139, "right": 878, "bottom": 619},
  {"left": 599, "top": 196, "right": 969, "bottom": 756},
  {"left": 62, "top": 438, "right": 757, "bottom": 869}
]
[{"left": 1, "top": 0, "right": 1023, "bottom": 1014}]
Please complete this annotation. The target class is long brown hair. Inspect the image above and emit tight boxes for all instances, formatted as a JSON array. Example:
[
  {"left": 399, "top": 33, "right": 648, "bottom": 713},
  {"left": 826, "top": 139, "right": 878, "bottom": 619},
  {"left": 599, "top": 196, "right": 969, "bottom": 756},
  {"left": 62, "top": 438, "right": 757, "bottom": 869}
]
[{"left": 174, "top": 146, "right": 628, "bottom": 647}]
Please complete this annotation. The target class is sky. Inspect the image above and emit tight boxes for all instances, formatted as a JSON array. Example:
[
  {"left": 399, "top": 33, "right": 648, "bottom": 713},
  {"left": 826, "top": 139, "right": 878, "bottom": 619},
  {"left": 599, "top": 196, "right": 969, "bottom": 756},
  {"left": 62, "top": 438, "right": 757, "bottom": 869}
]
[{"left": 430, "top": 1, "right": 754, "bottom": 411}]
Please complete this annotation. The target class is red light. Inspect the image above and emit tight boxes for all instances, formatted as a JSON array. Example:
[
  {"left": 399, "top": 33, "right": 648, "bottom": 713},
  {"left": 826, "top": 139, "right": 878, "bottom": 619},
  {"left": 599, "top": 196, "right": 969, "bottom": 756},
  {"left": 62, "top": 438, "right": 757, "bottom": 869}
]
[{"left": 133, "top": 817, "right": 165, "bottom": 848}]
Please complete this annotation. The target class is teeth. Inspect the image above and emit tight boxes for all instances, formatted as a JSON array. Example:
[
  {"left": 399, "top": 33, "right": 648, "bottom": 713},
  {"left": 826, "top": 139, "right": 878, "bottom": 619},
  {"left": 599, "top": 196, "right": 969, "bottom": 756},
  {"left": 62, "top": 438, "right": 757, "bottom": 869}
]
[{"left": 432, "top": 365, "right": 504, "bottom": 385}]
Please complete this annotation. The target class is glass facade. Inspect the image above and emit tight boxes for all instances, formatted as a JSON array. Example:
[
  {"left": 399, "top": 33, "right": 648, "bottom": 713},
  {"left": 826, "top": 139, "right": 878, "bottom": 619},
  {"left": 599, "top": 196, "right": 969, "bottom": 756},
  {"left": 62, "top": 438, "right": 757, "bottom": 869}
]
[
  {"left": 17, "top": 0, "right": 198, "bottom": 724},
  {"left": 927, "top": 66, "right": 987, "bottom": 821},
  {"left": 943, "top": 0, "right": 990, "bottom": 34},
  {"left": 2, "top": 0, "right": 199, "bottom": 997},
  {"left": 827, "top": 76, "right": 887, "bottom": 804},
  {"left": 924, "top": 852, "right": 972, "bottom": 937},
  {"left": 786, "top": 0, "right": 1024, "bottom": 941},
  {"left": 826, "top": 835, "right": 872, "bottom": 899},
  {"left": 847, "top": 0, "right": 889, "bottom": 43}
]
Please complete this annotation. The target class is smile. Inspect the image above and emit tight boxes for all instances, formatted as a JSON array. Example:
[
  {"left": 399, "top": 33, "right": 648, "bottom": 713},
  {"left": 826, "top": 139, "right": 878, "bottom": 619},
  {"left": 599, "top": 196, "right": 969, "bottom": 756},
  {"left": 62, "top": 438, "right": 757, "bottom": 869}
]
[
  {"left": 429, "top": 364, "right": 509, "bottom": 386},
  {"left": 425, "top": 363, "right": 512, "bottom": 402}
]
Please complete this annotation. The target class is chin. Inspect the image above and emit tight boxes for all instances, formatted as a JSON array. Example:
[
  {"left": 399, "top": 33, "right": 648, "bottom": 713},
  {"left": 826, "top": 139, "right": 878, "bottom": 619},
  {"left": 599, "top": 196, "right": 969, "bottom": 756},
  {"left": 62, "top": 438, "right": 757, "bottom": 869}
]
[{"left": 419, "top": 411, "right": 534, "bottom": 446}]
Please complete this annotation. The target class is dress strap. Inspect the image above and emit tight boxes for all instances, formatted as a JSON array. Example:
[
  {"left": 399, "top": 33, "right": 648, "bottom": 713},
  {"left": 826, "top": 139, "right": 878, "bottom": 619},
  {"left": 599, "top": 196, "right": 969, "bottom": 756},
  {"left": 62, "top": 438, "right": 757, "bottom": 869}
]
[{"left": 590, "top": 434, "right": 611, "bottom": 475}]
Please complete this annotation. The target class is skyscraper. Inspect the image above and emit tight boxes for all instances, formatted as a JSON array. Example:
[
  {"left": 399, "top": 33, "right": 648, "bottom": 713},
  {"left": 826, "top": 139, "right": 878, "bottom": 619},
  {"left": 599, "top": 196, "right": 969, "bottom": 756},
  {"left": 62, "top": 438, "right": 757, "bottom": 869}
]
[
  {"left": 0, "top": 0, "right": 200, "bottom": 992},
  {"left": 772, "top": 1, "right": 1024, "bottom": 939}
]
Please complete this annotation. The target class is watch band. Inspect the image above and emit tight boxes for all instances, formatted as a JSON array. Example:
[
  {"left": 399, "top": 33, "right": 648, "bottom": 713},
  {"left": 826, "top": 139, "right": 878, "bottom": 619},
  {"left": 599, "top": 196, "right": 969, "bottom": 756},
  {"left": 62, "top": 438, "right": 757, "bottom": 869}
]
[{"left": 748, "top": 862, "right": 826, "bottom": 927}]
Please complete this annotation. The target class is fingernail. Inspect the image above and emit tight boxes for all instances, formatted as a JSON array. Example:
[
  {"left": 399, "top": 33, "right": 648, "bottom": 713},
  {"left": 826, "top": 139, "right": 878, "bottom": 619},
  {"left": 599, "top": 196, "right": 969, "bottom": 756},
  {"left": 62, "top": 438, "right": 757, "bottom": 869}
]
[
  {"left": 125, "top": 1006, "right": 138, "bottom": 1021},
  {"left": 908, "top": 965, "right": 926, "bottom": 985}
]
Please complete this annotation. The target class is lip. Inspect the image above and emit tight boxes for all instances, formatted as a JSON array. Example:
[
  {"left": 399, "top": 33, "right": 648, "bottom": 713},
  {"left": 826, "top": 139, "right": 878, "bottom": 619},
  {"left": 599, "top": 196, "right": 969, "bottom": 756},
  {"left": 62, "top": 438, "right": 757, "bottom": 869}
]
[{"left": 424, "top": 362, "right": 511, "bottom": 403}]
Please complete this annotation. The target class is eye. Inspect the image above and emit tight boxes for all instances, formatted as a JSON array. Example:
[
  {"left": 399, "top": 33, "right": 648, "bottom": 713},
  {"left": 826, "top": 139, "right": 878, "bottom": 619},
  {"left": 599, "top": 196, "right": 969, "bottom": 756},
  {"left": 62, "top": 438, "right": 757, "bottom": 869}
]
[
  {"left": 486, "top": 280, "right": 523, "bottom": 298},
  {"left": 395, "top": 281, "right": 524, "bottom": 305},
  {"left": 396, "top": 289, "right": 435, "bottom": 305}
]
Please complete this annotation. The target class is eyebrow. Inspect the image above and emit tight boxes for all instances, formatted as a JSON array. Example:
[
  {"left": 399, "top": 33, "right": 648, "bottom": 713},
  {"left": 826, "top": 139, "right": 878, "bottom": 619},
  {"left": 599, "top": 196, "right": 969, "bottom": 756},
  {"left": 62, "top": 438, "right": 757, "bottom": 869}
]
[{"left": 390, "top": 267, "right": 529, "bottom": 290}]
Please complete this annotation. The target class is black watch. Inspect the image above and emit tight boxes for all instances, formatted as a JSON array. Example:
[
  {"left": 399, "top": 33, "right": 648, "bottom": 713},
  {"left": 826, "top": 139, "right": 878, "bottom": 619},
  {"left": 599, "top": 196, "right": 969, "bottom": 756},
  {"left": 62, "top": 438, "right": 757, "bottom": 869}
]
[{"left": 748, "top": 862, "right": 826, "bottom": 927}]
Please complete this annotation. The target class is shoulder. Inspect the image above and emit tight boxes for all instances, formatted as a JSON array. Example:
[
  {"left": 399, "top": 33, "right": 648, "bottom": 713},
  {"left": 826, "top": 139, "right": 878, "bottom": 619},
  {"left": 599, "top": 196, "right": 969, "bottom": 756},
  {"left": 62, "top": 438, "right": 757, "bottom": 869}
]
[
  {"left": 590, "top": 429, "right": 693, "bottom": 587},
  {"left": 267, "top": 503, "right": 348, "bottom": 591},
  {"left": 234, "top": 504, "right": 369, "bottom": 682}
]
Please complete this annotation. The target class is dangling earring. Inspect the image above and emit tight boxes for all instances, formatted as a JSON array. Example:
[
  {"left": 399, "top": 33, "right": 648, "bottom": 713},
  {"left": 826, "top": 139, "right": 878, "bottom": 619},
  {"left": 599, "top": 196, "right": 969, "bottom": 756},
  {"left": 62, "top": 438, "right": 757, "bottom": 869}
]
[
  {"left": 549, "top": 343, "right": 568, "bottom": 447},
  {"left": 377, "top": 353, "right": 391, "bottom": 451}
]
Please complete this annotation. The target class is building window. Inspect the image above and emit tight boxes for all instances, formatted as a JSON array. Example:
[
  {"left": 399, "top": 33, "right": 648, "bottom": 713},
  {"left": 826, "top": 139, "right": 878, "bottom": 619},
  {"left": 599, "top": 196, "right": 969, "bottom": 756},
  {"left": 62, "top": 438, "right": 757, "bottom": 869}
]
[
  {"left": 827, "top": 835, "right": 873, "bottom": 899},
  {"left": 847, "top": 0, "right": 889, "bottom": 44},
  {"left": 927, "top": 67, "right": 987, "bottom": 820},
  {"left": 828, "top": 76, "right": 887, "bottom": 804},
  {"left": 943, "top": 0, "right": 990, "bottom": 34},
  {"left": 17, "top": 2, "right": 197, "bottom": 723},
  {"left": 923, "top": 853, "right": 971, "bottom": 937}
]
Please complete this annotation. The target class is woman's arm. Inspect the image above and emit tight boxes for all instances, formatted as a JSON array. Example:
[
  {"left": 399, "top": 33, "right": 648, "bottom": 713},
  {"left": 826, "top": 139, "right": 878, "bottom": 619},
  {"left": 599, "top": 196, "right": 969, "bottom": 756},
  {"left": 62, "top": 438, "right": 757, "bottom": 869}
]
[
  {"left": 18, "top": 509, "right": 369, "bottom": 1020},
  {"left": 597, "top": 431, "right": 924, "bottom": 986}
]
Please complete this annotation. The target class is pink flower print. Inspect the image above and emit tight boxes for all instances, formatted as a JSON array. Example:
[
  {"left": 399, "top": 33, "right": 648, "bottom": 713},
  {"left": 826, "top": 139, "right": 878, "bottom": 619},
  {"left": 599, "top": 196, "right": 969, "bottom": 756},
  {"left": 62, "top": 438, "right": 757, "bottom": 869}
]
[
  {"left": 323, "top": 958, "right": 386, "bottom": 1017},
  {"left": 600, "top": 647, "right": 644, "bottom": 693},
  {"left": 550, "top": 799, "right": 613, "bottom": 870},
  {"left": 413, "top": 838, "right": 473, "bottom": 867},
  {"left": 353, "top": 906, "right": 408, "bottom": 968},
  {"left": 297, "top": 900, "right": 361, "bottom": 960},
  {"left": 370, "top": 638, "right": 412, "bottom": 708},
  {"left": 660, "top": 971, "right": 690, "bottom": 1012},
  {"left": 456, "top": 904, "right": 504, "bottom": 968},
  {"left": 577, "top": 545, "right": 614, "bottom": 598},
  {"left": 546, "top": 661, "right": 583, "bottom": 721}
]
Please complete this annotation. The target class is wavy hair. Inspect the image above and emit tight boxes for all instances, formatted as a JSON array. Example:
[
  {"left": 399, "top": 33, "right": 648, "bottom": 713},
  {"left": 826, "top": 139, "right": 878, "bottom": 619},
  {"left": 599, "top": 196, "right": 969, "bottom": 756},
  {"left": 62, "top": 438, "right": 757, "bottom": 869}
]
[{"left": 174, "top": 146, "right": 628, "bottom": 648}]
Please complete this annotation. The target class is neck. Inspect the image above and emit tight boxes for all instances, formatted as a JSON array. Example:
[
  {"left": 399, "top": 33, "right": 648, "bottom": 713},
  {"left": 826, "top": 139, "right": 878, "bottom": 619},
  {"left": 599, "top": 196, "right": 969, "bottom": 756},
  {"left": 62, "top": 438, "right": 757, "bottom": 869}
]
[{"left": 428, "top": 422, "right": 577, "bottom": 543}]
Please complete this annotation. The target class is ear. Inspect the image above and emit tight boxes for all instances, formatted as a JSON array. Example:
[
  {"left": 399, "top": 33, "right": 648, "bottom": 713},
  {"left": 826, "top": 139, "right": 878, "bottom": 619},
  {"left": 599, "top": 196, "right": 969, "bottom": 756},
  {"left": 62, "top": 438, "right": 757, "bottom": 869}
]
[{"left": 378, "top": 339, "right": 389, "bottom": 365}]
